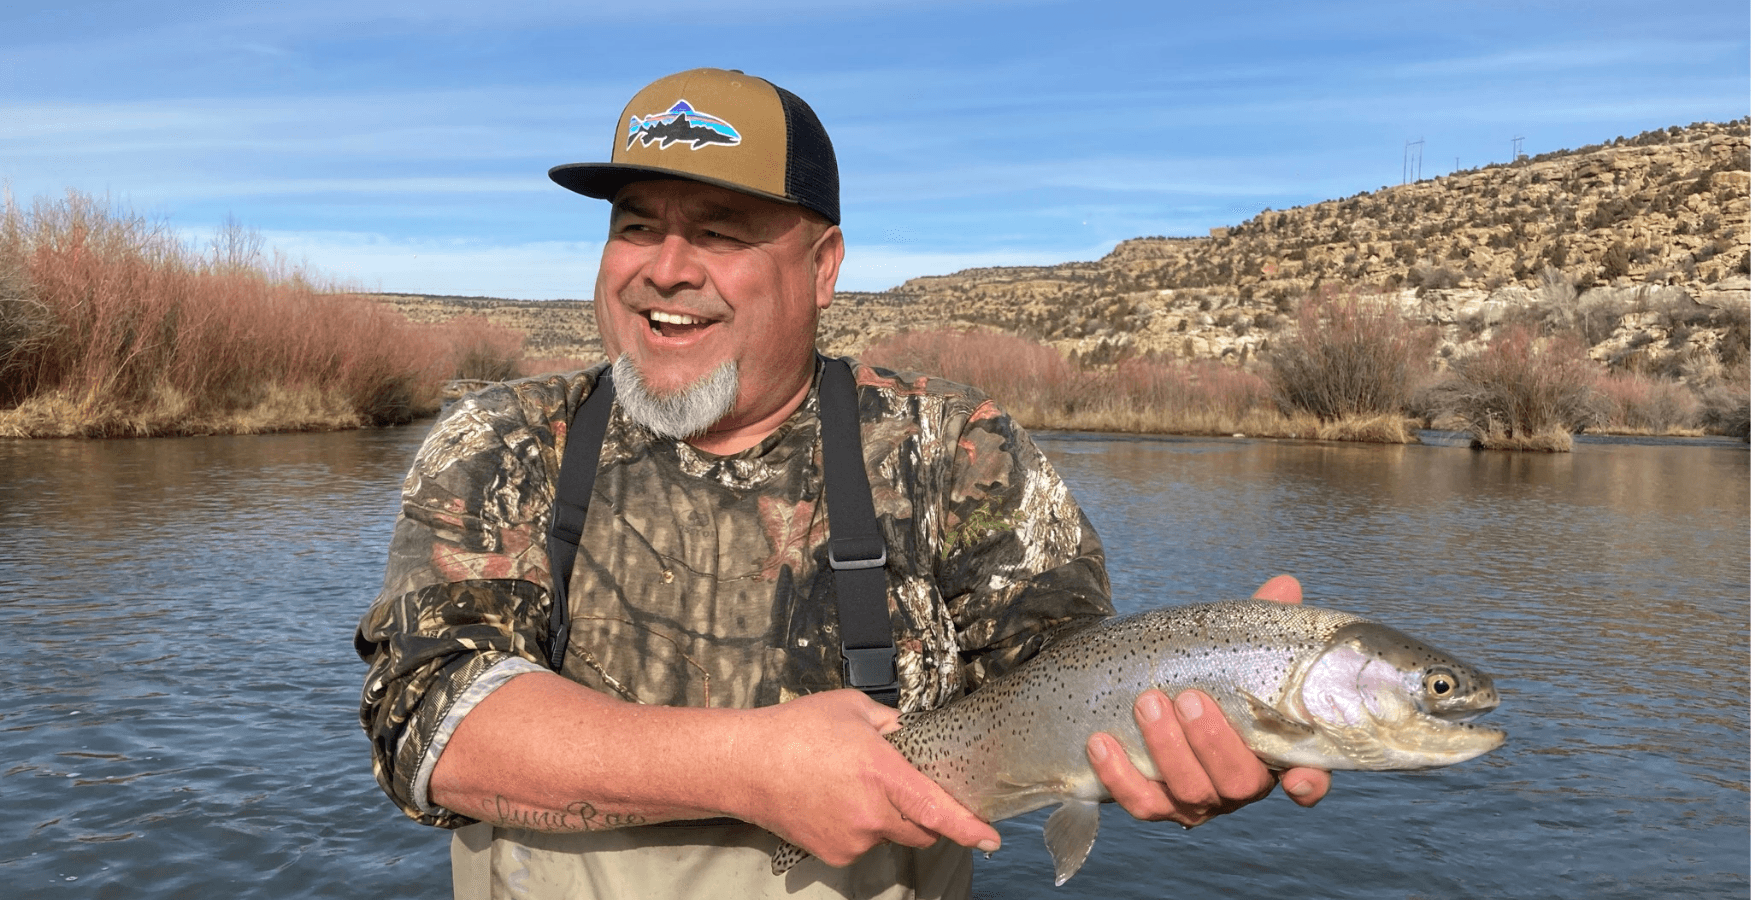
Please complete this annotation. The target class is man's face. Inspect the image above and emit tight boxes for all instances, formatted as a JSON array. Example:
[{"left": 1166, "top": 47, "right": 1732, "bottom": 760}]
[{"left": 594, "top": 178, "right": 843, "bottom": 442}]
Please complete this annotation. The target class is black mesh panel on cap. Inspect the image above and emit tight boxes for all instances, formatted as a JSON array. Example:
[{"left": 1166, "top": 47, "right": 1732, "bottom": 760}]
[{"left": 773, "top": 85, "right": 840, "bottom": 225}]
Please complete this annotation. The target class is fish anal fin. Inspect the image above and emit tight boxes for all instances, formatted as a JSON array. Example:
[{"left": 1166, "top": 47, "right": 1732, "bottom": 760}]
[
  {"left": 1044, "top": 799, "right": 1101, "bottom": 886},
  {"left": 1242, "top": 690, "right": 1314, "bottom": 738}
]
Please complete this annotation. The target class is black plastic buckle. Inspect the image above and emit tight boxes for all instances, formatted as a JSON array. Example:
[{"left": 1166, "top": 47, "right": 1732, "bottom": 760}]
[
  {"left": 842, "top": 645, "right": 900, "bottom": 696},
  {"left": 828, "top": 536, "right": 887, "bottom": 570}
]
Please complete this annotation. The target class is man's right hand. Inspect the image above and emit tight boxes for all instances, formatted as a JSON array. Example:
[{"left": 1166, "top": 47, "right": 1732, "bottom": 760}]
[{"left": 729, "top": 689, "right": 1001, "bottom": 867}]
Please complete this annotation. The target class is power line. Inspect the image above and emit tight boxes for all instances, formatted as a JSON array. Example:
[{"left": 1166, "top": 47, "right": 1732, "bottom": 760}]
[{"left": 1403, "top": 138, "right": 1425, "bottom": 184}]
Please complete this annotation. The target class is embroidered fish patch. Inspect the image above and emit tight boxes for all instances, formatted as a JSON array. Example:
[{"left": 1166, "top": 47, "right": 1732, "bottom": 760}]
[{"left": 626, "top": 100, "right": 742, "bottom": 150}]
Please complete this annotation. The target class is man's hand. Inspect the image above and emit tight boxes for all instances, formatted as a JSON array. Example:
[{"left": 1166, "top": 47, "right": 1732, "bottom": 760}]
[
  {"left": 1083, "top": 575, "right": 1331, "bottom": 827},
  {"left": 733, "top": 690, "right": 1002, "bottom": 867}
]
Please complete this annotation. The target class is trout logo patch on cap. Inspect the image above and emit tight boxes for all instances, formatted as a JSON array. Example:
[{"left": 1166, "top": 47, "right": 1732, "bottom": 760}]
[{"left": 625, "top": 101, "right": 742, "bottom": 150}]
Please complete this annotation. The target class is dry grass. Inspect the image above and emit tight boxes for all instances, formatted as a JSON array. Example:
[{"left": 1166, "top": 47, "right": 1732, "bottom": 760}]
[
  {"left": 0, "top": 191, "right": 527, "bottom": 437},
  {"left": 1470, "top": 424, "right": 1577, "bottom": 452}
]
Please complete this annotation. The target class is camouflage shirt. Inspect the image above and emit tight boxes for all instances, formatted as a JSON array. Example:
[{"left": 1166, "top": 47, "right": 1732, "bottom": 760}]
[{"left": 355, "top": 356, "right": 1112, "bottom": 828}]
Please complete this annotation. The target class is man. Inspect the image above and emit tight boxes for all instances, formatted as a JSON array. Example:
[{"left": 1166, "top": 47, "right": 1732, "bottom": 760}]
[{"left": 356, "top": 68, "right": 1328, "bottom": 899}]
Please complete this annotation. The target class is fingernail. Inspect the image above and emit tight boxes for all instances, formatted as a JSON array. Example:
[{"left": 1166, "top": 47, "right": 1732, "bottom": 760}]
[
  {"left": 978, "top": 839, "right": 1000, "bottom": 854},
  {"left": 1174, "top": 691, "right": 1203, "bottom": 721},
  {"left": 1137, "top": 691, "right": 1167, "bottom": 723},
  {"left": 1087, "top": 735, "right": 1110, "bottom": 762},
  {"left": 1287, "top": 779, "right": 1314, "bottom": 798}
]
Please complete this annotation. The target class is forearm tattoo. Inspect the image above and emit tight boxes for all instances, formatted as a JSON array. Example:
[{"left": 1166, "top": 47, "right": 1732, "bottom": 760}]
[{"left": 487, "top": 796, "right": 648, "bottom": 832}]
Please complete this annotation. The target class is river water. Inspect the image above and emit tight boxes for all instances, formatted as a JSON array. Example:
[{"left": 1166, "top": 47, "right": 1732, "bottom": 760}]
[{"left": 1, "top": 424, "right": 1746, "bottom": 899}]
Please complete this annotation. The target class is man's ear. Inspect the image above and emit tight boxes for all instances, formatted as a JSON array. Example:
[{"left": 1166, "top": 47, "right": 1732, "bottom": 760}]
[{"left": 812, "top": 225, "right": 845, "bottom": 311}]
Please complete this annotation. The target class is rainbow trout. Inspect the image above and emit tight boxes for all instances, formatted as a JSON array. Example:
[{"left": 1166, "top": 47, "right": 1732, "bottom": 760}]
[{"left": 772, "top": 600, "right": 1504, "bottom": 884}]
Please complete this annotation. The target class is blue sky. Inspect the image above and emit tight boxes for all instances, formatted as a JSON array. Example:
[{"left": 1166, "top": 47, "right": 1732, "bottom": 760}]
[{"left": 4, "top": 0, "right": 1748, "bottom": 298}]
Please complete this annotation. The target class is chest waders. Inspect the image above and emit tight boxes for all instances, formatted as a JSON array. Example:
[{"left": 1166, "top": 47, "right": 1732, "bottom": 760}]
[{"left": 542, "top": 356, "right": 901, "bottom": 707}]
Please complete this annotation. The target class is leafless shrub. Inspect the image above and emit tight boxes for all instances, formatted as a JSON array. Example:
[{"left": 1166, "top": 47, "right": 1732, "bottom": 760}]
[
  {"left": 1266, "top": 291, "right": 1438, "bottom": 421},
  {"left": 1423, "top": 325, "right": 1606, "bottom": 451},
  {"left": 1410, "top": 261, "right": 1464, "bottom": 294},
  {"left": 0, "top": 244, "right": 54, "bottom": 407},
  {"left": 1698, "top": 375, "right": 1751, "bottom": 440}
]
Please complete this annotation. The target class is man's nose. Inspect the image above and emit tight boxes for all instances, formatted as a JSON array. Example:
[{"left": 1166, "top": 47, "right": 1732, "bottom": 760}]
[{"left": 647, "top": 232, "right": 706, "bottom": 291}]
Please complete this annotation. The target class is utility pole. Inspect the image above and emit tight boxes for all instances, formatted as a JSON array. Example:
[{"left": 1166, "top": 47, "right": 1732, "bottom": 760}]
[
  {"left": 1511, "top": 136, "right": 1525, "bottom": 160},
  {"left": 1403, "top": 138, "right": 1425, "bottom": 184}
]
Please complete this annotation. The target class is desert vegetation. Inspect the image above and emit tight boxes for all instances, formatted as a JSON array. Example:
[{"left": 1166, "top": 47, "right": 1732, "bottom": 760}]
[
  {"left": 860, "top": 277, "right": 1748, "bottom": 450},
  {"left": 0, "top": 192, "right": 526, "bottom": 437}
]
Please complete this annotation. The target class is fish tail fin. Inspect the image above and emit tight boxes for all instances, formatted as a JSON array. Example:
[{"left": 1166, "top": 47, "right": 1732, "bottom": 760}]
[
  {"left": 1044, "top": 799, "right": 1101, "bottom": 886},
  {"left": 771, "top": 839, "right": 810, "bottom": 875}
]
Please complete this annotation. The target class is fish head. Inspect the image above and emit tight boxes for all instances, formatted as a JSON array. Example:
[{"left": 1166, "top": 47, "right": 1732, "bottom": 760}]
[{"left": 1291, "top": 621, "right": 1505, "bottom": 769}]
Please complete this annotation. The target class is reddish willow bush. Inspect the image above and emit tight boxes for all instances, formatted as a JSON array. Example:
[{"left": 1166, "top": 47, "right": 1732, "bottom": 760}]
[
  {"left": 861, "top": 328, "right": 1276, "bottom": 429},
  {"left": 861, "top": 328, "right": 1096, "bottom": 415},
  {"left": 1115, "top": 355, "right": 1270, "bottom": 419},
  {"left": 1591, "top": 370, "right": 1700, "bottom": 433},
  {"left": 0, "top": 192, "right": 512, "bottom": 433}
]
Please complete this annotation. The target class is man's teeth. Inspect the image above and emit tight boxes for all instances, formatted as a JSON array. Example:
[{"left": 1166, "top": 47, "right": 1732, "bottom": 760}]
[{"left": 649, "top": 311, "right": 707, "bottom": 326}]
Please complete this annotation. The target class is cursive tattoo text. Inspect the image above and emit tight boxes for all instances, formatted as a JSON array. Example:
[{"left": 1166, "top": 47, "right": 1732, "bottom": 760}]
[{"left": 488, "top": 795, "right": 648, "bottom": 832}]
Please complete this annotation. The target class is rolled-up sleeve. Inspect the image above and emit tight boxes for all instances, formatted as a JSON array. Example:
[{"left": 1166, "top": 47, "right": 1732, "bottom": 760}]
[{"left": 354, "top": 378, "right": 580, "bottom": 827}]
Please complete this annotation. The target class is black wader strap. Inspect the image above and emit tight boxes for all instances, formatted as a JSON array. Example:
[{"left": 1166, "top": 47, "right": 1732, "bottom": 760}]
[
  {"left": 818, "top": 357, "right": 900, "bottom": 707},
  {"left": 546, "top": 373, "right": 615, "bottom": 672}
]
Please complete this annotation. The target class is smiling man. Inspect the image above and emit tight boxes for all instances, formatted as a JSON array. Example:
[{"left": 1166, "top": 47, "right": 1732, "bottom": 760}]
[
  {"left": 356, "top": 68, "right": 1327, "bottom": 900},
  {"left": 594, "top": 178, "right": 842, "bottom": 453}
]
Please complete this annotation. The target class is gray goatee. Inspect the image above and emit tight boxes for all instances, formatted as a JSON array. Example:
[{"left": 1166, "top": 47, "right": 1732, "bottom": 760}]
[{"left": 612, "top": 355, "right": 739, "bottom": 440}]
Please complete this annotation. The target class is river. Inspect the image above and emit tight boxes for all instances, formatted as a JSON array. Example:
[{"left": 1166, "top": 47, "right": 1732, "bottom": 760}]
[{"left": 1, "top": 424, "right": 1746, "bottom": 898}]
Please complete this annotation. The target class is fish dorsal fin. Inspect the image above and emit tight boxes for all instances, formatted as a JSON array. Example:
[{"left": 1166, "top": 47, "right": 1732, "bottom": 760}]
[
  {"left": 1043, "top": 799, "right": 1101, "bottom": 886},
  {"left": 1242, "top": 690, "right": 1315, "bottom": 738}
]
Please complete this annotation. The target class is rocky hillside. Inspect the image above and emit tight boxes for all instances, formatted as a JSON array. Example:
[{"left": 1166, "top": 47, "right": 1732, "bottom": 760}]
[
  {"left": 372, "top": 292, "right": 598, "bottom": 362},
  {"left": 818, "top": 119, "right": 1750, "bottom": 379},
  {"left": 379, "top": 119, "right": 1750, "bottom": 381}
]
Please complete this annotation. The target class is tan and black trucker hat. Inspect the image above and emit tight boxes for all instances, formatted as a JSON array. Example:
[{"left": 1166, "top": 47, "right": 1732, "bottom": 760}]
[{"left": 550, "top": 68, "right": 840, "bottom": 225}]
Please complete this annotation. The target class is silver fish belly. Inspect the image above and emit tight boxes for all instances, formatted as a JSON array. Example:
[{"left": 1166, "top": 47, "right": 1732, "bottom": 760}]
[{"left": 771, "top": 599, "right": 1505, "bottom": 885}]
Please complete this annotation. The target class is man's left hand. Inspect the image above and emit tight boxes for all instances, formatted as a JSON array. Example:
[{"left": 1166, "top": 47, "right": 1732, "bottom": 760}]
[{"left": 1083, "top": 574, "right": 1331, "bottom": 826}]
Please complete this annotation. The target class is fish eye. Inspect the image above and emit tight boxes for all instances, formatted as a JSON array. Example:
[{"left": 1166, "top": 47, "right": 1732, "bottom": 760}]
[{"left": 1424, "top": 670, "right": 1458, "bottom": 696}]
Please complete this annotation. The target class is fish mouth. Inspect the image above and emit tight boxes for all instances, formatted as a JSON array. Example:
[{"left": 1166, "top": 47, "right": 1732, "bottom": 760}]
[
  {"left": 1399, "top": 711, "right": 1507, "bottom": 763},
  {"left": 1433, "top": 705, "right": 1498, "bottom": 724}
]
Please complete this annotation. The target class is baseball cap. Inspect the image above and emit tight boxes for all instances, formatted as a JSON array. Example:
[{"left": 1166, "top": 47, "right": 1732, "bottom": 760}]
[{"left": 550, "top": 68, "right": 840, "bottom": 225}]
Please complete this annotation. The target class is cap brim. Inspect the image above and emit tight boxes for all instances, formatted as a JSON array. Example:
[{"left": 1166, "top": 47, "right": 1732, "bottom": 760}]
[{"left": 548, "top": 162, "right": 803, "bottom": 211}]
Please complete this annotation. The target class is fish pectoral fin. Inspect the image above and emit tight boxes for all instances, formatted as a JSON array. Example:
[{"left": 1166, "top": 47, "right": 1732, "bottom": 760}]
[
  {"left": 1044, "top": 800, "right": 1102, "bottom": 886},
  {"left": 1242, "top": 690, "right": 1315, "bottom": 738}
]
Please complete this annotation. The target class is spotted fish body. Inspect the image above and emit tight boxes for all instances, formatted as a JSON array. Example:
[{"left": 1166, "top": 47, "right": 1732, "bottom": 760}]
[{"left": 772, "top": 600, "right": 1504, "bottom": 884}]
